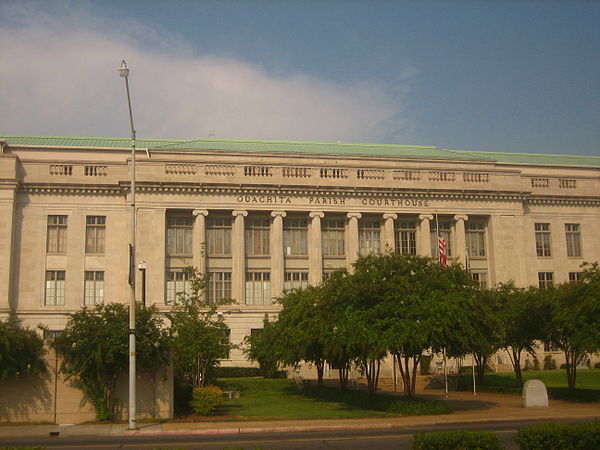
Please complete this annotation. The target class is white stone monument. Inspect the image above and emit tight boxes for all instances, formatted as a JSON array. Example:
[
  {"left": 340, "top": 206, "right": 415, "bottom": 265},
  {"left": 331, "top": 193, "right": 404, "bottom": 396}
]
[{"left": 522, "top": 379, "right": 549, "bottom": 407}]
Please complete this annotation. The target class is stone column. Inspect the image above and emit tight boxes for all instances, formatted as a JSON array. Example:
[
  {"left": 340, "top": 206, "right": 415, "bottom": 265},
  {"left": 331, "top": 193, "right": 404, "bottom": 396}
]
[
  {"left": 383, "top": 213, "right": 397, "bottom": 253},
  {"left": 346, "top": 212, "right": 362, "bottom": 267},
  {"left": 308, "top": 211, "right": 324, "bottom": 286},
  {"left": 0, "top": 181, "right": 17, "bottom": 312},
  {"left": 454, "top": 214, "right": 469, "bottom": 266},
  {"left": 192, "top": 209, "right": 208, "bottom": 274},
  {"left": 232, "top": 210, "right": 247, "bottom": 303},
  {"left": 418, "top": 214, "right": 434, "bottom": 257},
  {"left": 270, "top": 211, "right": 286, "bottom": 299}
]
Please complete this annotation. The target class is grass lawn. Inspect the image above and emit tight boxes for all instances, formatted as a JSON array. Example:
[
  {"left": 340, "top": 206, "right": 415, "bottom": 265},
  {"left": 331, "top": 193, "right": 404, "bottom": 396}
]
[
  {"left": 215, "top": 377, "right": 450, "bottom": 420},
  {"left": 451, "top": 369, "right": 600, "bottom": 402}
]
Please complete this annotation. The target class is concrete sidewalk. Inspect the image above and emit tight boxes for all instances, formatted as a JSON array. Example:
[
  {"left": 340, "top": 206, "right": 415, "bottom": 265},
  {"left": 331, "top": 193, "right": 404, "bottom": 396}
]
[{"left": 0, "top": 389, "right": 598, "bottom": 441}]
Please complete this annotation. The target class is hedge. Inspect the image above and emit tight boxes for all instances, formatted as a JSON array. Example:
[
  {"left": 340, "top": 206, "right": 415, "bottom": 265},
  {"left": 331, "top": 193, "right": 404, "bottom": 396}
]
[
  {"left": 514, "top": 421, "right": 600, "bottom": 450},
  {"left": 412, "top": 430, "right": 503, "bottom": 449}
]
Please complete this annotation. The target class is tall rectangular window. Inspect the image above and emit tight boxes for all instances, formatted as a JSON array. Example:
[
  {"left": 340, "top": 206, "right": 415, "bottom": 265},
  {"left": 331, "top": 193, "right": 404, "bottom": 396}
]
[
  {"left": 568, "top": 272, "right": 582, "bottom": 282},
  {"left": 535, "top": 223, "right": 552, "bottom": 257},
  {"left": 322, "top": 220, "right": 345, "bottom": 256},
  {"left": 283, "top": 219, "right": 308, "bottom": 256},
  {"left": 207, "top": 218, "right": 232, "bottom": 256},
  {"left": 538, "top": 272, "right": 554, "bottom": 288},
  {"left": 565, "top": 223, "right": 581, "bottom": 257},
  {"left": 221, "top": 328, "right": 231, "bottom": 359},
  {"left": 245, "top": 272, "right": 271, "bottom": 305},
  {"left": 45, "top": 270, "right": 65, "bottom": 305},
  {"left": 284, "top": 271, "right": 309, "bottom": 291},
  {"left": 84, "top": 271, "right": 104, "bottom": 305},
  {"left": 395, "top": 221, "right": 416, "bottom": 255},
  {"left": 85, "top": 216, "right": 106, "bottom": 254},
  {"left": 47, "top": 215, "right": 67, "bottom": 254},
  {"left": 245, "top": 219, "right": 270, "bottom": 256},
  {"left": 470, "top": 271, "right": 488, "bottom": 289},
  {"left": 466, "top": 222, "right": 486, "bottom": 257},
  {"left": 207, "top": 271, "right": 232, "bottom": 303},
  {"left": 359, "top": 220, "right": 381, "bottom": 255},
  {"left": 167, "top": 216, "right": 193, "bottom": 256},
  {"left": 166, "top": 270, "right": 192, "bottom": 304},
  {"left": 431, "top": 222, "right": 452, "bottom": 257}
]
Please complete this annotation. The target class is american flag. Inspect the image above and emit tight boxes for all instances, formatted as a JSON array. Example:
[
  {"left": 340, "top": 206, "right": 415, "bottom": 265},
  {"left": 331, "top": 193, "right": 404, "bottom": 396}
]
[{"left": 438, "top": 231, "right": 448, "bottom": 267}]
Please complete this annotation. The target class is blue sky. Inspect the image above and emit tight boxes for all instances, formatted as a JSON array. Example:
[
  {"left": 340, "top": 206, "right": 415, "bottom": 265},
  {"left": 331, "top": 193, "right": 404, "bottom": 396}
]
[{"left": 1, "top": 0, "right": 599, "bottom": 156}]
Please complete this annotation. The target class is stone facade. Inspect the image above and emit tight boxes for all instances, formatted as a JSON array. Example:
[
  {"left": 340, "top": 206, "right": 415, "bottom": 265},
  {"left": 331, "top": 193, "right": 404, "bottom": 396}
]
[{"left": 0, "top": 136, "right": 599, "bottom": 370}]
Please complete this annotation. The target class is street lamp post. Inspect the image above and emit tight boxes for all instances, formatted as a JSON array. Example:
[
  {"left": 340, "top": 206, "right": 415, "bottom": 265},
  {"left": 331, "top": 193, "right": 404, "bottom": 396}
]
[{"left": 119, "top": 59, "right": 137, "bottom": 430}]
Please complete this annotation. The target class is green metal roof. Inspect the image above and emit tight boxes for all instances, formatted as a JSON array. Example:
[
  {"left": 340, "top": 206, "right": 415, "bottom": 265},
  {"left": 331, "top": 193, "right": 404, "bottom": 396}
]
[{"left": 1, "top": 134, "right": 599, "bottom": 167}]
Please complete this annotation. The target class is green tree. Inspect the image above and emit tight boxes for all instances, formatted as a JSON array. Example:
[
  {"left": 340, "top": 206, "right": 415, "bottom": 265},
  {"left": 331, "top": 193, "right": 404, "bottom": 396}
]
[
  {"left": 496, "top": 283, "right": 545, "bottom": 386},
  {"left": 0, "top": 316, "right": 46, "bottom": 380},
  {"left": 544, "top": 263, "right": 600, "bottom": 389},
  {"left": 167, "top": 267, "right": 234, "bottom": 388},
  {"left": 54, "top": 303, "right": 169, "bottom": 420},
  {"left": 243, "top": 314, "right": 281, "bottom": 378},
  {"left": 465, "top": 287, "right": 504, "bottom": 385}
]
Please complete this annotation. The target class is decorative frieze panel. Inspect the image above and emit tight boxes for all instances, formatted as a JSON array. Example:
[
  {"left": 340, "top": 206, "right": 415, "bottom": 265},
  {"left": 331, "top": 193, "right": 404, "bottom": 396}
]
[
  {"left": 244, "top": 166, "right": 273, "bottom": 177},
  {"left": 165, "top": 164, "right": 197, "bottom": 175},
  {"left": 558, "top": 179, "right": 576, "bottom": 189},
  {"left": 282, "top": 167, "right": 311, "bottom": 178},
  {"left": 205, "top": 165, "right": 235, "bottom": 176},
  {"left": 463, "top": 172, "right": 489, "bottom": 183},
  {"left": 393, "top": 170, "right": 421, "bottom": 181},
  {"left": 357, "top": 169, "right": 384, "bottom": 180},
  {"left": 49, "top": 165, "right": 73, "bottom": 176},
  {"left": 531, "top": 178, "right": 549, "bottom": 188},
  {"left": 428, "top": 171, "right": 456, "bottom": 182},
  {"left": 320, "top": 168, "right": 348, "bottom": 179},
  {"left": 84, "top": 165, "right": 108, "bottom": 176}
]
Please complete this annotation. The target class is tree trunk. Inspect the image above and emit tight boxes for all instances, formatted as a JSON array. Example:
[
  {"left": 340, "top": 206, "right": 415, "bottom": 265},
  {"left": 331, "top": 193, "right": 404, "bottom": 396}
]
[
  {"left": 316, "top": 360, "right": 324, "bottom": 387},
  {"left": 338, "top": 363, "right": 349, "bottom": 390},
  {"left": 511, "top": 348, "right": 523, "bottom": 387},
  {"left": 564, "top": 348, "right": 577, "bottom": 390},
  {"left": 396, "top": 354, "right": 419, "bottom": 397},
  {"left": 474, "top": 353, "right": 487, "bottom": 385},
  {"left": 363, "top": 359, "right": 381, "bottom": 393}
]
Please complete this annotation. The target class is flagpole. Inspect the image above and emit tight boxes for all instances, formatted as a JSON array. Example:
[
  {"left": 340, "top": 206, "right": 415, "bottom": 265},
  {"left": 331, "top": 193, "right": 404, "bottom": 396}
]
[{"left": 435, "top": 213, "right": 449, "bottom": 397}]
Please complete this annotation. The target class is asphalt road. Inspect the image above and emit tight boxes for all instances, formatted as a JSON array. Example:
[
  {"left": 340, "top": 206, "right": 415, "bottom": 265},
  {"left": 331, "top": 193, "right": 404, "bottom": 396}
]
[{"left": 0, "top": 418, "right": 591, "bottom": 450}]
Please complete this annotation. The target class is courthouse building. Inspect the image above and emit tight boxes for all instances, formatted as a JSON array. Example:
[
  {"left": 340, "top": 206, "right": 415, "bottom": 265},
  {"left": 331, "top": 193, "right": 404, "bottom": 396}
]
[{"left": 1, "top": 135, "right": 599, "bottom": 366}]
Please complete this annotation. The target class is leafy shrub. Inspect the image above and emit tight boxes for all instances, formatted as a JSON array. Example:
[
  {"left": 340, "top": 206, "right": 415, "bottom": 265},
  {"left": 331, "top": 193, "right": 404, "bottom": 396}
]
[
  {"left": 595, "top": 362, "right": 600, "bottom": 369},
  {"left": 190, "top": 385, "right": 224, "bottom": 416},
  {"left": 412, "top": 430, "right": 503, "bottom": 449},
  {"left": 533, "top": 358, "right": 540, "bottom": 371},
  {"left": 514, "top": 421, "right": 600, "bottom": 449}
]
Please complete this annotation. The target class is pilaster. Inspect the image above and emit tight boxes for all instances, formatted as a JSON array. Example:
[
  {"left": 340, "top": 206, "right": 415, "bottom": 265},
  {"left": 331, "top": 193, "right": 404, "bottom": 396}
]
[
  {"left": 270, "top": 211, "right": 286, "bottom": 299},
  {"left": 308, "top": 211, "right": 324, "bottom": 286},
  {"left": 418, "top": 214, "right": 433, "bottom": 257},
  {"left": 454, "top": 214, "right": 469, "bottom": 266},
  {"left": 232, "top": 210, "right": 247, "bottom": 303},
  {"left": 346, "top": 212, "right": 362, "bottom": 267},
  {"left": 383, "top": 213, "right": 397, "bottom": 252},
  {"left": 192, "top": 209, "right": 209, "bottom": 274}
]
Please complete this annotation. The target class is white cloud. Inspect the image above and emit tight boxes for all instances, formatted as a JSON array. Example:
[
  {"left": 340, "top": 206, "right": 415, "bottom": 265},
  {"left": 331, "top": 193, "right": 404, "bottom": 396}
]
[{"left": 0, "top": 2, "right": 414, "bottom": 143}]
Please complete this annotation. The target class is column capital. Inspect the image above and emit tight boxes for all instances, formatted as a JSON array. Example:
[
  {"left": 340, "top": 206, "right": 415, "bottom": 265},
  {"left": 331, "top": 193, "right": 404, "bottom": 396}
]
[
  {"left": 271, "top": 210, "right": 287, "bottom": 218},
  {"left": 193, "top": 209, "right": 209, "bottom": 217},
  {"left": 309, "top": 211, "right": 324, "bottom": 219},
  {"left": 347, "top": 212, "right": 362, "bottom": 220},
  {"left": 419, "top": 214, "right": 434, "bottom": 221},
  {"left": 232, "top": 210, "right": 248, "bottom": 217},
  {"left": 454, "top": 214, "right": 469, "bottom": 222},
  {"left": 383, "top": 213, "right": 398, "bottom": 220}
]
